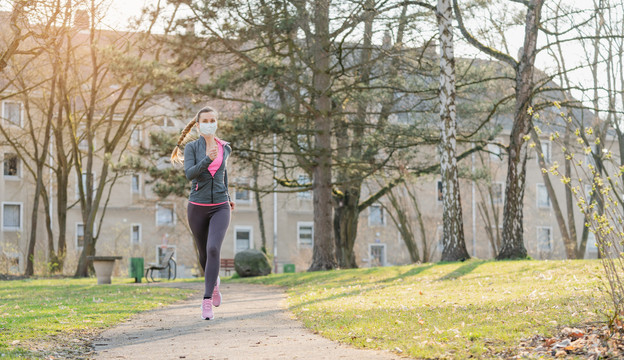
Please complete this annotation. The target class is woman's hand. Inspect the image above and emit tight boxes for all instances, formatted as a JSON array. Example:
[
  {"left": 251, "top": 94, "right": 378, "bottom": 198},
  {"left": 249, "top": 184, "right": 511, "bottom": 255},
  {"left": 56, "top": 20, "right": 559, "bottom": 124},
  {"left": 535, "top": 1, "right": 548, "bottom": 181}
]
[
  {"left": 208, "top": 146, "right": 218, "bottom": 160},
  {"left": 229, "top": 201, "right": 236, "bottom": 211}
]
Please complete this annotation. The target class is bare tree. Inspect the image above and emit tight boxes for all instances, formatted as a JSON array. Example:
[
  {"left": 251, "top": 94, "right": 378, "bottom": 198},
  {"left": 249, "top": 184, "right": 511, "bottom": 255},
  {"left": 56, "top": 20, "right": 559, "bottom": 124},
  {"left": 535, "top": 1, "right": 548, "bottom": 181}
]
[
  {"left": 453, "top": 0, "right": 545, "bottom": 259},
  {"left": 437, "top": 0, "right": 469, "bottom": 261}
]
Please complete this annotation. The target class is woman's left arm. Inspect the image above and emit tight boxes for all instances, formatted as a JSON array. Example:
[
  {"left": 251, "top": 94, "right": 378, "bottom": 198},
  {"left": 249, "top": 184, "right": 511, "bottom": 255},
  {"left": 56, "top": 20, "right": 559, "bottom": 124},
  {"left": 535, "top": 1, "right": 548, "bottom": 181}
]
[{"left": 225, "top": 146, "right": 235, "bottom": 210}]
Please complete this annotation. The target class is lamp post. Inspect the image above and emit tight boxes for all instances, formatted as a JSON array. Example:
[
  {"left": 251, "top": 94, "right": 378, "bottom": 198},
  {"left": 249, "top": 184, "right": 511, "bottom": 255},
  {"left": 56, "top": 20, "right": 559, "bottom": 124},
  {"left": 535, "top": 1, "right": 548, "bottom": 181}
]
[{"left": 273, "top": 133, "right": 278, "bottom": 273}]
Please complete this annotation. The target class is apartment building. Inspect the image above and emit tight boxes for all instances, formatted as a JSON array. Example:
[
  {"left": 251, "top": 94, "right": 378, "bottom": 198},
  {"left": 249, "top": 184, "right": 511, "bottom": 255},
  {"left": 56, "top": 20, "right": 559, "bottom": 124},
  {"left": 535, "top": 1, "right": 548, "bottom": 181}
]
[{"left": 1, "top": 11, "right": 603, "bottom": 276}]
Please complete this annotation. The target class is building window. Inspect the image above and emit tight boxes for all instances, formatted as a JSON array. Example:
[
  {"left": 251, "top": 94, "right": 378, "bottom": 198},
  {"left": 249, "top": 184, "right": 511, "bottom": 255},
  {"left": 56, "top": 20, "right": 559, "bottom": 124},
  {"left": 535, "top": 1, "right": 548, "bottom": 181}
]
[
  {"left": 235, "top": 188, "right": 251, "bottom": 203},
  {"left": 491, "top": 182, "right": 504, "bottom": 204},
  {"left": 537, "top": 226, "right": 552, "bottom": 252},
  {"left": 437, "top": 181, "right": 443, "bottom": 202},
  {"left": 540, "top": 141, "right": 552, "bottom": 164},
  {"left": 234, "top": 226, "right": 252, "bottom": 253},
  {"left": 488, "top": 143, "right": 502, "bottom": 161},
  {"left": 369, "top": 244, "right": 386, "bottom": 267},
  {"left": 3, "top": 153, "right": 19, "bottom": 178},
  {"left": 156, "top": 203, "right": 175, "bottom": 226},
  {"left": 234, "top": 179, "right": 251, "bottom": 204},
  {"left": 537, "top": 184, "right": 551, "bottom": 208},
  {"left": 78, "top": 126, "right": 89, "bottom": 151},
  {"left": 156, "top": 245, "right": 176, "bottom": 264},
  {"left": 2, "top": 202, "right": 22, "bottom": 231},
  {"left": 297, "top": 134, "right": 310, "bottom": 150},
  {"left": 131, "top": 224, "right": 141, "bottom": 245},
  {"left": 2, "top": 101, "right": 22, "bottom": 126},
  {"left": 162, "top": 117, "right": 175, "bottom": 128},
  {"left": 297, "top": 222, "right": 313, "bottom": 247},
  {"left": 76, "top": 223, "right": 85, "bottom": 249},
  {"left": 437, "top": 225, "right": 444, "bottom": 253},
  {"left": 131, "top": 174, "right": 140, "bottom": 194},
  {"left": 130, "top": 128, "right": 141, "bottom": 147},
  {"left": 368, "top": 203, "right": 385, "bottom": 226},
  {"left": 297, "top": 175, "right": 312, "bottom": 199}
]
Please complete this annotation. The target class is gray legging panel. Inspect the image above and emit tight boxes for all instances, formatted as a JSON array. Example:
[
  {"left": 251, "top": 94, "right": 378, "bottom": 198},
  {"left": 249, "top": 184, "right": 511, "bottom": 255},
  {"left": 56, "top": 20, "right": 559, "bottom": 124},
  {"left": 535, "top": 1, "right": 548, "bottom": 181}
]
[{"left": 187, "top": 202, "right": 231, "bottom": 298}]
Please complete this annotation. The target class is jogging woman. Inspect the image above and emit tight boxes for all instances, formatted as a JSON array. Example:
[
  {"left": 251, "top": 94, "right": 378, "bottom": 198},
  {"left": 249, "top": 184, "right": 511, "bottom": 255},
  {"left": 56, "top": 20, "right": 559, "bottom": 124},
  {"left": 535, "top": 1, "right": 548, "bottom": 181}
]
[{"left": 170, "top": 106, "right": 235, "bottom": 320}]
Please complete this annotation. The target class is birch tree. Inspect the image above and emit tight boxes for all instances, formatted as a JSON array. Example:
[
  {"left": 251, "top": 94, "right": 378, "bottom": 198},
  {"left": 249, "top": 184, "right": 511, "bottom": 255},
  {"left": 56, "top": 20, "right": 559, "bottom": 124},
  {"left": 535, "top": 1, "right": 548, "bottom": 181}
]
[{"left": 437, "top": 0, "right": 470, "bottom": 261}]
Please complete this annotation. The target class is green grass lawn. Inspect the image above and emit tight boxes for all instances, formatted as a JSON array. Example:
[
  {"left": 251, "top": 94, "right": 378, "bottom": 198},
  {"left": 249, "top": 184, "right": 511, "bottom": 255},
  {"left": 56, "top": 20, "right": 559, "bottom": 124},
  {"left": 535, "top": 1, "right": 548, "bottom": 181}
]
[
  {"left": 235, "top": 259, "right": 607, "bottom": 359},
  {"left": 0, "top": 277, "right": 195, "bottom": 359}
]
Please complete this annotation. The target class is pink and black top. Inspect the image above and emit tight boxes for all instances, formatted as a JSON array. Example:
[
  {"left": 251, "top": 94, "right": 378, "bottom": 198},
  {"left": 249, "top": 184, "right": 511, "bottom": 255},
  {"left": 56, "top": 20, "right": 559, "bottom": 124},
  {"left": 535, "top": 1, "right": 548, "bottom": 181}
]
[{"left": 183, "top": 136, "right": 232, "bottom": 205}]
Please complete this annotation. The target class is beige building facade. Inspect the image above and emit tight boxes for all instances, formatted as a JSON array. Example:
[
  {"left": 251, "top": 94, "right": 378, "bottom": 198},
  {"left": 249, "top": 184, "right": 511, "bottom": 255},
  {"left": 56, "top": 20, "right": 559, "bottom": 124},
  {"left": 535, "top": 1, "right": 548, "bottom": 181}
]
[{"left": 1, "top": 94, "right": 603, "bottom": 277}]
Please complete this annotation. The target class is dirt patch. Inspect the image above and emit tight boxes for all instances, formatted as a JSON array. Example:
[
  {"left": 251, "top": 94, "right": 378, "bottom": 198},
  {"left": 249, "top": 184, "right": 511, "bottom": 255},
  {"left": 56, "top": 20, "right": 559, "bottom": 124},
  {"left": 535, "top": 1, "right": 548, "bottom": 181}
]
[{"left": 11, "top": 329, "right": 99, "bottom": 359}]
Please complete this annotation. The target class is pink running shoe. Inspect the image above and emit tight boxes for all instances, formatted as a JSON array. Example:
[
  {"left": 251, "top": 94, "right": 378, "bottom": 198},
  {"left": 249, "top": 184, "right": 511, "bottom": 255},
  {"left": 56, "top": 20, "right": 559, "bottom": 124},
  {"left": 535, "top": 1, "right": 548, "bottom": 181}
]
[
  {"left": 201, "top": 298, "right": 214, "bottom": 320},
  {"left": 212, "top": 276, "right": 222, "bottom": 307}
]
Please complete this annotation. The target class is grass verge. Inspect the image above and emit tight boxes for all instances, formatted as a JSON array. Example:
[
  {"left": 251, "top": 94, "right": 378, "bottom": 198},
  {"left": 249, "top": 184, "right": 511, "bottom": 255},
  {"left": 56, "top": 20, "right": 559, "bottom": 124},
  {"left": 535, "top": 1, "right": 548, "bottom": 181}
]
[
  {"left": 0, "top": 277, "right": 195, "bottom": 359},
  {"left": 234, "top": 259, "right": 606, "bottom": 359}
]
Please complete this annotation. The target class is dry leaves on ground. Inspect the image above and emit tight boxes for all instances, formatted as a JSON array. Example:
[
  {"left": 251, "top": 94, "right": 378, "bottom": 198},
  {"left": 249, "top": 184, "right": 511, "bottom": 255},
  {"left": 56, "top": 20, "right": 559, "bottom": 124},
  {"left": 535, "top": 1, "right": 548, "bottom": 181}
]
[{"left": 512, "top": 324, "right": 624, "bottom": 359}]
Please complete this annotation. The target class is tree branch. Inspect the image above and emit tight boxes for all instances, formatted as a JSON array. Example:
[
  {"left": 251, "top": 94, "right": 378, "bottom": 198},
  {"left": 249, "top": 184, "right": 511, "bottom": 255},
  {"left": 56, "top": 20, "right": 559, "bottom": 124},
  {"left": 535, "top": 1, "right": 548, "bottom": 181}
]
[{"left": 452, "top": 0, "right": 518, "bottom": 68}]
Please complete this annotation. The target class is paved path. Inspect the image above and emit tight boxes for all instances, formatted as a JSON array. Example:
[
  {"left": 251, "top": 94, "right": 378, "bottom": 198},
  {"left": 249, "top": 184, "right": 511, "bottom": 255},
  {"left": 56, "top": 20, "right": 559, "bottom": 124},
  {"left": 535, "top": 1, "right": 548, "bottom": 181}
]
[{"left": 93, "top": 282, "right": 402, "bottom": 360}]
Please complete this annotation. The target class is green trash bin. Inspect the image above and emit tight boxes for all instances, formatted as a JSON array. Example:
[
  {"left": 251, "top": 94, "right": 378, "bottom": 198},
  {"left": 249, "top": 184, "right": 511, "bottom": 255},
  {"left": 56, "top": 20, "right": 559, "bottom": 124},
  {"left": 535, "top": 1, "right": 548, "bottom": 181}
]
[
  {"left": 130, "top": 257, "right": 144, "bottom": 283},
  {"left": 283, "top": 264, "right": 295, "bottom": 273}
]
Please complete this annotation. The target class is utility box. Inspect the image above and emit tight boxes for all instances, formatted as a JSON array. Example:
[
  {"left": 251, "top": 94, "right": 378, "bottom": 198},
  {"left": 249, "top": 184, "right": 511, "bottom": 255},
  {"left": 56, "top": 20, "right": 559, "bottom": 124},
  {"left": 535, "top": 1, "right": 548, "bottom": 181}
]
[
  {"left": 283, "top": 263, "right": 295, "bottom": 273},
  {"left": 130, "top": 257, "right": 144, "bottom": 283}
]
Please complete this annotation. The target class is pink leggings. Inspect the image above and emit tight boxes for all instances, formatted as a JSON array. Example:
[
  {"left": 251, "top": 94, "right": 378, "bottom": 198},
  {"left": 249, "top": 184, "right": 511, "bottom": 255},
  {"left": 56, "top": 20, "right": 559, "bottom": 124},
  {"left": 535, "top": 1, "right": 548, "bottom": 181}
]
[{"left": 187, "top": 202, "right": 231, "bottom": 298}]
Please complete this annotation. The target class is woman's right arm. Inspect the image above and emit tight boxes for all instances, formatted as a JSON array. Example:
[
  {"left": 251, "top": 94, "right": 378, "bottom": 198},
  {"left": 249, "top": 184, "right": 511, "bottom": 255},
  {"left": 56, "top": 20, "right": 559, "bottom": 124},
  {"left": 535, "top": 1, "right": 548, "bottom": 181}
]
[{"left": 184, "top": 143, "right": 212, "bottom": 180}]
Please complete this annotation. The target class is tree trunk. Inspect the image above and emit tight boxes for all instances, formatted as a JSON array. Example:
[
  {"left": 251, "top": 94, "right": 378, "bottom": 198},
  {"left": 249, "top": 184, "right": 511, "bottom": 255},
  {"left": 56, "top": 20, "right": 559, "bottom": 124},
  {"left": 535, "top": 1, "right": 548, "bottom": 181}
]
[
  {"left": 41, "top": 188, "right": 59, "bottom": 272},
  {"left": 54, "top": 100, "right": 69, "bottom": 270},
  {"left": 333, "top": 186, "right": 360, "bottom": 268},
  {"left": 25, "top": 175, "right": 43, "bottom": 276},
  {"left": 437, "top": 0, "right": 469, "bottom": 262},
  {"left": 385, "top": 188, "right": 420, "bottom": 263},
  {"left": 24, "top": 67, "right": 57, "bottom": 276},
  {"left": 497, "top": 0, "right": 544, "bottom": 260},
  {"left": 308, "top": 0, "right": 336, "bottom": 271},
  {"left": 252, "top": 162, "right": 268, "bottom": 253},
  {"left": 408, "top": 186, "right": 429, "bottom": 262},
  {"left": 332, "top": 0, "right": 375, "bottom": 269}
]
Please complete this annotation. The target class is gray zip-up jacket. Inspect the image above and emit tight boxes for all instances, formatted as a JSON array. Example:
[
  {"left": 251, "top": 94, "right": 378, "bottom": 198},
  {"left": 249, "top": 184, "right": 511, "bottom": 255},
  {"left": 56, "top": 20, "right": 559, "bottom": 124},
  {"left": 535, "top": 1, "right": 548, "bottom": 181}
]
[{"left": 184, "top": 136, "right": 232, "bottom": 204}]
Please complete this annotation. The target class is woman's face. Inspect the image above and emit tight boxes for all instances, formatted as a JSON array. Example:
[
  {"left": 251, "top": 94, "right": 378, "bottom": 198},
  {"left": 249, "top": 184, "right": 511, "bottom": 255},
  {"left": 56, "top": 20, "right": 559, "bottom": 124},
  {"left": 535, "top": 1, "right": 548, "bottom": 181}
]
[{"left": 197, "top": 111, "right": 217, "bottom": 125}]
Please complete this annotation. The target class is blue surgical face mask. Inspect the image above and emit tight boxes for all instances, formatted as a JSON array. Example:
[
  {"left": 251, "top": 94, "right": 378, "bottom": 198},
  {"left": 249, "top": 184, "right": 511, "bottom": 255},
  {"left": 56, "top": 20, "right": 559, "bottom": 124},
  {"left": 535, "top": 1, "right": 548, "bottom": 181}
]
[{"left": 199, "top": 122, "right": 218, "bottom": 135}]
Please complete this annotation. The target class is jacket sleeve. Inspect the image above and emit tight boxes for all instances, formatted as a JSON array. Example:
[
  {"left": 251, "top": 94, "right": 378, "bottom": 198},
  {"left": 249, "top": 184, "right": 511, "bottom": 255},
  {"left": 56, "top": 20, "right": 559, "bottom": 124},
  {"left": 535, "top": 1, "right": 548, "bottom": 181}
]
[
  {"left": 184, "top": 143, "right": 212, "bottom": 181},
  {"left": 225, "top": 168, "right": 231, "bottom": 202}
]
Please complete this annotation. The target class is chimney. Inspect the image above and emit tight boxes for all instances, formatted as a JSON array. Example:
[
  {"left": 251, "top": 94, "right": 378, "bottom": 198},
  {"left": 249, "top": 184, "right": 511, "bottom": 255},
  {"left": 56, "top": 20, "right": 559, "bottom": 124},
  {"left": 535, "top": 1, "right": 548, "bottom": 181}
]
[{"left": 74, "top": 9, "right": 89, "bottom": 30}]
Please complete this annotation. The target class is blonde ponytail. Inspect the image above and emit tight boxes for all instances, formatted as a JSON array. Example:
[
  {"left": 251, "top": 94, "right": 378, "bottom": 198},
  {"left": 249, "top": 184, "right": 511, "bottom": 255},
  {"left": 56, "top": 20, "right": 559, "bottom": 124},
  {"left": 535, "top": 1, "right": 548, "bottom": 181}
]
[
  {"left": 170, "top": 119, "right": 198, "bottom": 164},
  {"left": 170, "top": 106, "right": 219, "bottom": 165}
]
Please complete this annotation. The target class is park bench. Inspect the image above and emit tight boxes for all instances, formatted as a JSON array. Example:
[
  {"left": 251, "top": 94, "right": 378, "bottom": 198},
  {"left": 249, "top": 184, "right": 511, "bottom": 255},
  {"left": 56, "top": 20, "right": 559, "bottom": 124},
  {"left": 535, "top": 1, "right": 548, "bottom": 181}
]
[
  {"left": 145, "top": 249, "right": 176, "bottom": 282},
  {"left": 221, "top": 258, "right": 235, "bottom": 276}
]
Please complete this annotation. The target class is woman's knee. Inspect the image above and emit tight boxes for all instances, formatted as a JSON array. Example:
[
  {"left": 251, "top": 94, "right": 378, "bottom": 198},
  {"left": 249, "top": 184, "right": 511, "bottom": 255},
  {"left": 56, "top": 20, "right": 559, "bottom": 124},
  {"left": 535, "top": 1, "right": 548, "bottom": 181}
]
[{"left": 207, "top": 246, "right": 219, "bottom": 259}]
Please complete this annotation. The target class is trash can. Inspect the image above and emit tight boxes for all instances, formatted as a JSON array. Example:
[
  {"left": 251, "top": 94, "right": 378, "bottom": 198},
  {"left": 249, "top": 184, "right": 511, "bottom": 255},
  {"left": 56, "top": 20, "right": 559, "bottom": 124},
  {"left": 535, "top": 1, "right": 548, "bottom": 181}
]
[
  {"left": 130, "top": 257, "right": 144, "bottom": 283},
  {"left": 283, "top": 263, "right": 295, "bottom": 273}
]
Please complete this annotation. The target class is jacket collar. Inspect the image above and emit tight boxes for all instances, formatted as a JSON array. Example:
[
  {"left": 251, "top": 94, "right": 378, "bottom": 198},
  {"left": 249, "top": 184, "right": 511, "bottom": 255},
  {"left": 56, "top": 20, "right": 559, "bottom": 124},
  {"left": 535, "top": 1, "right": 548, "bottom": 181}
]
[{"left": 199, "top": 136, "right": 229, "bottom": 147}]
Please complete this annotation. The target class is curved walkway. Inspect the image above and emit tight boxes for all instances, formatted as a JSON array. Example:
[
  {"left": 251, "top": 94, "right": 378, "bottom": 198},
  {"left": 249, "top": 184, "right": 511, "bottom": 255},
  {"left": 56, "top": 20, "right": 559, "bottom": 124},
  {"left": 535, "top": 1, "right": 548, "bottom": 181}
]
[{"left": 94, "top": 282, "right": 402, "bottom": 360}]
